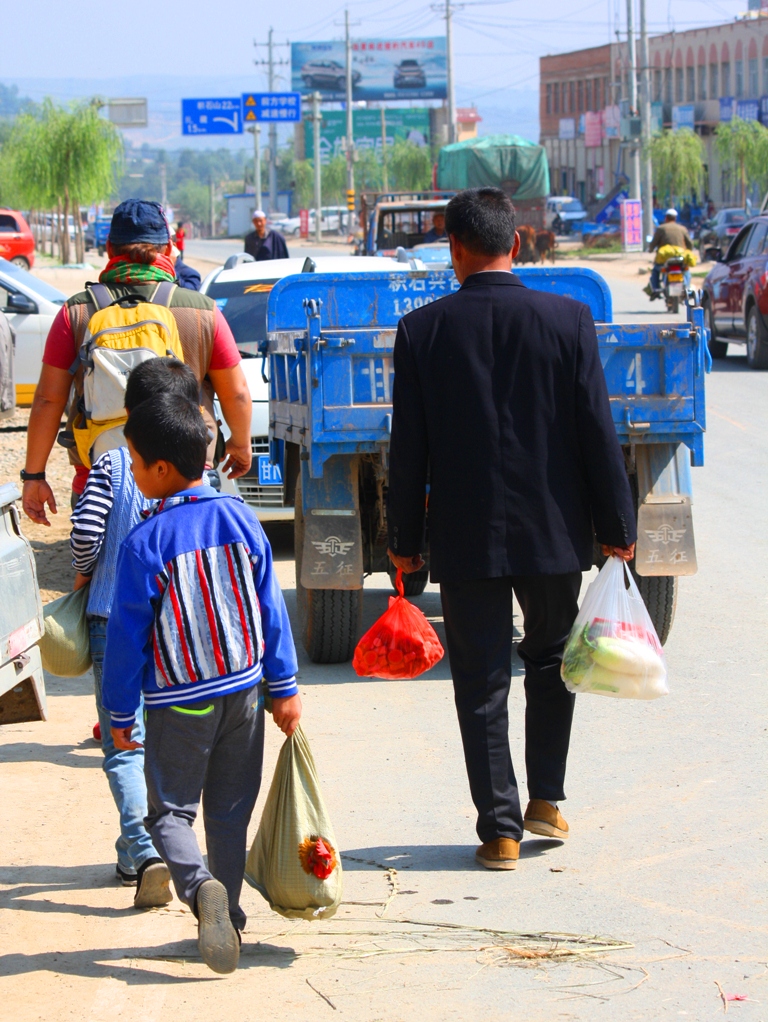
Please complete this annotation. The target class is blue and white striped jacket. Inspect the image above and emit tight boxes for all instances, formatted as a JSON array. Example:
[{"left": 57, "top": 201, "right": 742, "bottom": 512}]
[{"left": 101, "top": 485, "right": 298, "bottom": 728}]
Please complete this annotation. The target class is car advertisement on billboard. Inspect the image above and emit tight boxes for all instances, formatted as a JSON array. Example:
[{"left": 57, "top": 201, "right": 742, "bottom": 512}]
[{"left": 291, "top": 38, "right": 446, "bottom": 101}]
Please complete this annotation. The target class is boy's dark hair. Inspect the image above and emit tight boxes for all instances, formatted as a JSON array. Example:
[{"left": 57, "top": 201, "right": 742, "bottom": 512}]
[
  {"left": 124, "top": 393, "right": 208, "bottom": 480},
  {"left": 125, "top": 358, "right": 199, "bottom": 413},
  {"left": 444, "top": 188, "right": 517, "bottom": 256}
]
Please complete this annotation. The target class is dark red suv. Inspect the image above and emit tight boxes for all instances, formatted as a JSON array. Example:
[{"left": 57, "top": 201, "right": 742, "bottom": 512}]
[{"left": 701, "top": 215, "right": 768, "bottom": 369}]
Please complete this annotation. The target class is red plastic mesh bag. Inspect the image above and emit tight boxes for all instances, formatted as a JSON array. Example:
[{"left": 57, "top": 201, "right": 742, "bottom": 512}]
[{"left": 352, "top": 569, "right": 444, "bottom": 679}]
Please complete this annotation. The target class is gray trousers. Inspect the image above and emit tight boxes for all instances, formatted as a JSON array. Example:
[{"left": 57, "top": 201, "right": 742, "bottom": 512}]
[{"left": 144, "top": 684, "right": 264, "bottom": 931}]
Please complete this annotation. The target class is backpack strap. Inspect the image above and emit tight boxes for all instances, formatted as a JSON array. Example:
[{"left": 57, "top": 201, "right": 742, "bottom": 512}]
[
  {"left": 151, "top": 281, "right": 177, "bottom": 307},
  {"left": 86, "top": 283, "right": 114, "bottom": 312}
]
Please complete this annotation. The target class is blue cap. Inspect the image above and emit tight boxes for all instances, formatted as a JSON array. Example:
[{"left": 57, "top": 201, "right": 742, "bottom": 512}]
[{"left": 108, "top": 200, "right": 170, "bottom": 246}]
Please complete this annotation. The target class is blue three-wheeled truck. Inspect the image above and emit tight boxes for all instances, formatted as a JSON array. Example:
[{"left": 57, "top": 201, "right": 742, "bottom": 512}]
[{"left": 262, "top": 267, "right": 709, "bottom": 663}]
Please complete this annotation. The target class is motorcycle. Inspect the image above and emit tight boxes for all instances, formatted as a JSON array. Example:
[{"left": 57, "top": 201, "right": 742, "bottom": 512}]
[{"left": 646, "top": 256, "right": 687, "bottom": 315}]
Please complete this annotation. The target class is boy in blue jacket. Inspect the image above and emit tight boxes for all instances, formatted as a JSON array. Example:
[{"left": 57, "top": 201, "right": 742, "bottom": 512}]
[{"left": 102, "top": 393, "right": 300, "bottom": 975}]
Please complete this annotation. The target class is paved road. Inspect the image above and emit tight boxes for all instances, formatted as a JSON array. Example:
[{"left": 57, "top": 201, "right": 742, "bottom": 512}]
[
  {"left": 185, "top": 237, "right": 351, "bottom": 265},
  {"left": 1, "top": 259, "right": 764, "bottom": 1021}
]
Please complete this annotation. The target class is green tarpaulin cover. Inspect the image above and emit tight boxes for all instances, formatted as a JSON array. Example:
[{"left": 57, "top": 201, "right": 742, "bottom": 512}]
[{"left": 437, "top": 134, "right": 550, "bottom": 200}]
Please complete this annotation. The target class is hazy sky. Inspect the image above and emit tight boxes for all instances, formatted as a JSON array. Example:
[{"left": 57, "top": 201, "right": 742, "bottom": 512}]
[{"left": 3, "top": 0, "right": 750, "bottom": 103}]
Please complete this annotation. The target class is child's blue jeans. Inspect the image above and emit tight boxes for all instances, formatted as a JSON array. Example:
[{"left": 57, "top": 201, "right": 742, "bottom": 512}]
[{"left": 90, "top": 617, "right": 159, "bottom": 876}]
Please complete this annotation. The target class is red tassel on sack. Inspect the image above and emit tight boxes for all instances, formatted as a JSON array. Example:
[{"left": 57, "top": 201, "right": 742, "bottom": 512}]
[{"left": 352, "top": 569, "right": 444, "bottom": 679}]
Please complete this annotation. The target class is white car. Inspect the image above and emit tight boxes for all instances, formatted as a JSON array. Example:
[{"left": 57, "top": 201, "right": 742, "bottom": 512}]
[
  {"left": 544, "top": 197, "right": 588, "bottom": 234},
  {"left": 200, "top": 255, "right": 418, "bottom": 520},
  {"left": 280, "top": 207, "right": 351, "bottom": 236},
  {"left": 0, "top": 259, "right": 66, "bottom": 405}
]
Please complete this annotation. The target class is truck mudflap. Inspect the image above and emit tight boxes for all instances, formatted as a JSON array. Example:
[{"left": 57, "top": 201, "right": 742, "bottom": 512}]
[
  {"left": 634, "top": 443, "right": 697, "bottom": 577},
  {"left": 298, "top": 456, "right": 364, "bottom": 590}
]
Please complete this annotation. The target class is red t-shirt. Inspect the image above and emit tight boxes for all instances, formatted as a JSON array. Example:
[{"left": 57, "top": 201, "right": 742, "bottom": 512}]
[{"left": 44, "top": 302, "right": 241, "bottom": 493}]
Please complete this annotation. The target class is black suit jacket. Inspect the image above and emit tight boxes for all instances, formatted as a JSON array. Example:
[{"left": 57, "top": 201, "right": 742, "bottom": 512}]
[
  {"left": 388, "top": 271, "right": 636, "bottom": 582},
  {"left": 244, "top": 229, "right": 289, "bottom": 261}
]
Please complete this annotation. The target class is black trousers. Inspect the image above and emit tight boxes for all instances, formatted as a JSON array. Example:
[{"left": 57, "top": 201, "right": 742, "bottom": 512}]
[{"left": 440, "top": 573, "right": 581, "bottom": 843}]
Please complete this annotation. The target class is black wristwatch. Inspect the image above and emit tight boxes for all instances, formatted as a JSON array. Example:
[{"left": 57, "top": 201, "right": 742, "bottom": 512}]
[{"left": 20, "top": 470, "right": 46, "bottom": 482}]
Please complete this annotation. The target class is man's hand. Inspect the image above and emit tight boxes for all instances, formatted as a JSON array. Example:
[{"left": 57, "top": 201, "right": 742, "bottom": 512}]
[
  {"left": 272, "top": 693, "right": 302, "bottom": 737},
  {"left": 219, "top": 438, "right": 252, "bottom": 479},
  {"left": 22, "top": 479, "right": 57, "bottom": 526},
  {"left": 73, "top": 571, "right": 91, "bottom": 591},
  {"left": 111, "top": 726, "right": 142, "bottom": 751},
  {"left": 601, "top": 542, "right": 636, "bottom": 562},
  {"left": 387, "top": 549, "right": 425, "bottom": 574}
]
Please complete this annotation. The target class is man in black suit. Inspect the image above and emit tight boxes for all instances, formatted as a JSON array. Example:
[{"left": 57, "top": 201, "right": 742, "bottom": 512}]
[
  {"left": 387, "top": 188, "right": 636, "bottom": 871},
  {"left": 244, "top": 211, "right": 289, "bottom": 261}
]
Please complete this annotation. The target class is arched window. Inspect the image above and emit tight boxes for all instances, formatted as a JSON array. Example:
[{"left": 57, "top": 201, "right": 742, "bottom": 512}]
[
  {"left": 735, "top": 39, "right": 744, "bottom": 98},
  {"left": 698, "top": 46, "right": 707, "bottom": 100},
  {"left": 710, "top": 44, "right": 719, "bottom": 99},
  {"left": 721, "top": 43, "right": 731, "bottom": 97},
  {"left": 748, "top": 37, "right": 758, "bottom": 97}
]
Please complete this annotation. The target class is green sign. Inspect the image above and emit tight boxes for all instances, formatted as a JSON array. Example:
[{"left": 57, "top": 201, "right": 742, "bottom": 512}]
[{"left": 305, "top": 108, "right": 430, "bottom": 164}]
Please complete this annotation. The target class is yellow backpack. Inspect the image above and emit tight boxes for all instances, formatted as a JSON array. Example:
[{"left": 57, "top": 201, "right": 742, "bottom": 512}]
[{"left": 73, "top": 281, "right": 184, "bottom": 468}]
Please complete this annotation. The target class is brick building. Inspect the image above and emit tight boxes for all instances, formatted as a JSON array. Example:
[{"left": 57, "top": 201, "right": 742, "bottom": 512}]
[{"left": 540, "top": 12, "right": 768, "bottom": 209}]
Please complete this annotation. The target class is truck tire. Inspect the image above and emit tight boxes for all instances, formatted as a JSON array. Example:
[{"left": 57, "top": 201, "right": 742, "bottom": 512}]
[
  {"left": 388, "top": 565, "right": 429, "bottom": 597},
  {"left": 705, "top": 299, "right": 728, "bottom": 359},
  {"left": 294, "top": 474, "right": 363, "bottom": 664},
  {"left": 746, "top": 305, "right": 768, "bottom": 370},
  {"left": 627, "top": 472, "right": 677, "bottom": 646}
]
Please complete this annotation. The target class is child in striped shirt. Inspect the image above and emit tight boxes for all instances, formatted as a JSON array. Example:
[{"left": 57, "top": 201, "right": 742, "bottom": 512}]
[
  {"left": 70, "top": 357, "right": 201, "bottom": 909},
  {"left": 102, "top": 392, "right": 300, "bottom": 976}
]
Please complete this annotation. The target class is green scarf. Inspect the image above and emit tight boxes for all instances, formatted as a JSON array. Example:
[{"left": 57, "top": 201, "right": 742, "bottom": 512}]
[{"left": 99, "top": 254, "right": 176, "bottom": 285}]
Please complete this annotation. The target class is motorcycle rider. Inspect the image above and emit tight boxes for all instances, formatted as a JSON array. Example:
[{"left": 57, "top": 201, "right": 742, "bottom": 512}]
[{"left": 644, "top": 209, "right": 693, "bottom": 297}]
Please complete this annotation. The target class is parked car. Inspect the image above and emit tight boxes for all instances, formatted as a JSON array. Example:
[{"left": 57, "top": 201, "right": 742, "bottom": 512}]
[
  {"left": 0, "top": 210, "right": 35, "bottom": 270},
  {"left": 0, "top": 259, "right": 66, "bottom": 404},
  {"left": 698, "top": 208, "right": 747, "bottom": 261},
  {"left": 394, "top": 59, "right": 426, "bottom": 89},
  {"left": 300, "top": 60, "right": 360, "bottom": 92},
  {"left": 280, "top": 207, "right": 350, "bottom": 236},
  {"left": 545, "top": 197, "right": 587, "bottom": 234},
  {"left": 199, "top": 255, "right": 421, "bottom": 519},
  {"left": 84, "top": 215, "right": 111, "bottom": 256},
  {"left": 701, "top": 214, "right": 768, "bottom": 368}
]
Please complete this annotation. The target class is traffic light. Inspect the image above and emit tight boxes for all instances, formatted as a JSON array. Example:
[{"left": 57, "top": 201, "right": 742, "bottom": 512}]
[{"left": 346, "top": 189, "right": 355, "bottom": 212}]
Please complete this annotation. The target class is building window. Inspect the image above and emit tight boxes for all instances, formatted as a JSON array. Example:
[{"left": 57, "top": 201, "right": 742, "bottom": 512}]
[
  {"left": 546, "top": 83, "right": 552, "bottom": 114},
  {"left": 675, "top": 67, "right": 684, "bottom": 102},
  {"left": 653, "top": 69, "right": 662, "bottom": 102},
  {"left": 586, "top": 79, "right": 592, "bottom": 111},
  {"left": 764, "top": 56, "right": 768, "bottom": 93},
  {"left": 577, "top": 79, "right": 584, "bottom": 112},
  {"left": 596, "top": 78, "right": 603, "bottom": 109},
  {"left": 722, "top": 61, "right": 731, "bottom": 96},
  {"left": 710, "top": 62, "right": 719, "bottom": 99},
  {"left": 686, "top": 66, "right": 695, "bottom": 101},
  {"left": 749, "top": 57, "right": 758, "bottom": 97},
  {"left": 698, "top": 65, "right": 706, "bottom": 101},
  {"left": 735, "top": 59, "right": 744, "bottom": 98},
  {"left": 569, "top": 81, "right": 575, "bottom": 114},
  {"left": 664, "top": 67, "right": 672, "bottom": 104},
  {"left": 554, "top": 82, "right": 559, "bottom": 113}
]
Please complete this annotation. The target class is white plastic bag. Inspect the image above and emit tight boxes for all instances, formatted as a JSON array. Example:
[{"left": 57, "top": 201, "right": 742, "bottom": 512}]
[{"left": 561, "top": 557, "right": 668, "bottom": 700}]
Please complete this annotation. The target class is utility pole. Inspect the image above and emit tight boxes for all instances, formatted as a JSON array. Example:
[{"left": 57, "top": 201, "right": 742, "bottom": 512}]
[
  {"left": 254, "top": 30, "right": 289, "bottom": 214},
  {"left": 626, "top": 0, "right": 641, "bottom": 201},
  {"left": 639, "top": 0, "right": 654, "bottom": 247},
  {"left": 247, "top": 124, "right": 262, "bottom": 211},
  {"left": 312, "top": 93, "right": 323, "bottom": 244},
  {"left": 446, "top": 0, "right": 456, "bottom": 144},
  {"left": 380, "top": 107, "right": 389, "bottom": 192}
]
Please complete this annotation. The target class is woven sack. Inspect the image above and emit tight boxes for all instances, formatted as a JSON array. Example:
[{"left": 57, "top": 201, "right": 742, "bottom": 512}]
[
  {"left": 39, "top": 584, "right": 92, "bottom": 677},
  {"left": 245, "top": 724, "right": 343, "bottom": 920}
]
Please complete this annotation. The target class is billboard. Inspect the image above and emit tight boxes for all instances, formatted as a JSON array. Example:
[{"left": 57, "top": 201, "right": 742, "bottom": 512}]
[
  {"left": 292, "top": 38, "right": 446, "bottom": 101},
  {"left": 304, "top": 108, "right": 430, "bottom": 164}
]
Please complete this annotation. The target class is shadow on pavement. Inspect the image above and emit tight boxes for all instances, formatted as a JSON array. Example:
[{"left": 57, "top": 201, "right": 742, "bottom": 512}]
[
  {"left": 709, "top": 352, "right": 752, "bottom": 372},
  {"left": 341, "top": 839, "right": 562, "bottom": 872},
  {"left": 0, "top": 740, "right": 101, "bottom": 767}
]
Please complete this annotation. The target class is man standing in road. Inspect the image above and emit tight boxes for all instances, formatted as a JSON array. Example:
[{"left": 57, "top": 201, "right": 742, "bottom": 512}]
[
  {"left": 645, "top": 208, "right": 693, "bottom": 296},
  {"left": 387, "top": 187, "right": 636, "bottom": 871},
  {"left": 244, "top": 210, "right": 289, "bottom": 261},
  {"left": 21, "top": 199, "right": 253, "bottom": 523}
]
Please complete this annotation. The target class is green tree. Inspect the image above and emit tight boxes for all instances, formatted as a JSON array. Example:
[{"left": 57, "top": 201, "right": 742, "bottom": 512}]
[
  {"left": 171, "top": 179, "right": 210, "bottom": 226},
  {"left": 389, "top": 139, "right": 432, "bottom": 192},
  {"left": 714, "top": 117, "right": 768, "bottom": 207},
  {"left": 648, "top": 129, "right": 705, "bottom": 207},
  {"left": 291, "top": 159, "right": 314, "bottom": 209},
  {"left": 355, "top": 147, "right": 383, "bottom": 193},
  {"left": 322, "top": 155, "right": 347, "bottom": 205}
]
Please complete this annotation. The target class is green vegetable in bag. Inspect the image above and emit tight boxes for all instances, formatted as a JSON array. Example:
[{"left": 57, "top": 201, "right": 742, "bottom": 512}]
[
  {"left": 245, "top": 723, "right": 343, "bottom": 920},
  {"left": 39, "top": 584, "right": 92, "bottom": 677}
]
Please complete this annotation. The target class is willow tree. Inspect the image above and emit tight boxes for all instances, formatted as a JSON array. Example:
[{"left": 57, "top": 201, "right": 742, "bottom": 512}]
[
  {"left": 389, "top": 139, "right": 431, "bottom": 192},
  {"left": 714, "top": 117, "right": 768, "bottom": 207},
  {"left": 648, "top": 129, "right": 705, "bottom": 208}
]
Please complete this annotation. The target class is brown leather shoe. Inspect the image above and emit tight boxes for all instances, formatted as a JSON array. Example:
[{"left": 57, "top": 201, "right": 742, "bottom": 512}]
[
  {"left": 523, "top": 799, "right": 569, "bottom": 840},
  {"left": 475, "top": 837, "right": 520, "bottom": 870}
]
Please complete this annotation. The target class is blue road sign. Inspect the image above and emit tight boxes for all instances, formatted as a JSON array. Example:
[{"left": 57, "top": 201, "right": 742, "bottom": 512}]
[
  {"left": 182, "top": 98, "right": 243, "bottom": 135},
  {"left": 242, "top": 92, "right": 301, "bottom": 124}
]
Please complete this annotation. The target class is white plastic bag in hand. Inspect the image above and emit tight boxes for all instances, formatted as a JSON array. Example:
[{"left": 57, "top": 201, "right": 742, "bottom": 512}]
[{"left": 561, "top": 557, "right": 668, "bottom": 700}]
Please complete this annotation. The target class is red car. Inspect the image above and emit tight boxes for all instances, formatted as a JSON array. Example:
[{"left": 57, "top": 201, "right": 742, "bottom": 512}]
[
  {"left": 0, "top": 209, "right": 35, "bottom": 270},
  {"left": 702, "top": 214, "right": 768, "bottom": 369}
]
